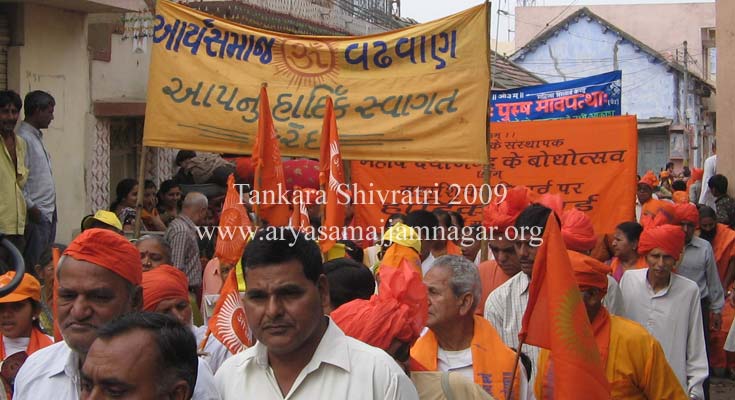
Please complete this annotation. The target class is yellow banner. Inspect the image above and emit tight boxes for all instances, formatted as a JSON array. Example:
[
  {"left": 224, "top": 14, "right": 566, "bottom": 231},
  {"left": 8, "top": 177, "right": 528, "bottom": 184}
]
[{"left": 144, "top": 0, "right": 490, "bottom": 163}]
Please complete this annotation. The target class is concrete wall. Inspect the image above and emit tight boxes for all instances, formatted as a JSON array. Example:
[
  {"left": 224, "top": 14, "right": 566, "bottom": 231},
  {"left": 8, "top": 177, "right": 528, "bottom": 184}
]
[
  {"left": 717, "top": 0, "right": 735, "bottom": 192},
  {"left": 91, "top": 32, "right": 150, "bottom": 101},
  {"left": 511, "top": 17, "right": 678, "bottom": 120},
  {"left": 515, "top": 3, "right": 715, "bottom": 77},
  {"left": 7, "top": 3, "right": 90, "bottom": 244}
]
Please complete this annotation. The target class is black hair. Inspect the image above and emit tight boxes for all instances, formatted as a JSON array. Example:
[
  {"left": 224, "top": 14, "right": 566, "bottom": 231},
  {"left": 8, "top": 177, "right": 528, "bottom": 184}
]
[
  {"left": 241, "top": 227, "right": 323, "bottom": 283},
  {"left": 158, "top": 179, "right": 182, "bottom": 210},
  {"left": 699, "top": 205, "right": 717, "bottom": 220},
  {"left": 338, "top": 239, "right": 364, "bottom": 263},
  {"left": 448, "top": 211, "right": 465, "bottom": 229},
  {"left": 0, "top": 90, "right": 21, "bottom": 110},
  {"left": 383, "top": 213, "right": 405, "bottom": 232},
  {"left": 672, "top": 180, "right": 687, "bottom": 191},
  {"left": 23, "top": 90, "right": 54, "bottom": 118},
  {"left": 615, "top": 221, "right": 643, "bottom": 244},
  {"left": 144, "top": 179, "right": 157, "bottom": 191},
  {"left": 110, "top": 178, "right": 138, "bottom": 211},
  {"left": 96, "top": 313, "right": 198, "bottom": 399},
  {"left": 665, "top": 162, "right": 674, "bottom": 170},
  {"left": 515, "top": 204, "right": 554, "bottom": 236},
  {"left": 175, "top": 150, "right": 196, "bottom": 166},
  {"left": 323, "top": 258, "right": 375, "bottom": 310},
  {"left": 432, "top": 209, "right": 451, "bottom": 229},
  {"left": 708, "top": 174, "right": 729, "bottom": 195}
]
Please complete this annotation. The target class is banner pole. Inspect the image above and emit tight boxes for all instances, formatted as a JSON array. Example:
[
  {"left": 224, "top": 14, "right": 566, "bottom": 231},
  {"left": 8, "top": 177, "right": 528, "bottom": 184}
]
[
  {"left": 506, "top": 335, "right": 526, "bottom": 400},
  {"left": 480, "top": 0, "right": 493, "bottom": 262},
  {"left": 133, "top": 145, "right": 149, "bottom": 238}
]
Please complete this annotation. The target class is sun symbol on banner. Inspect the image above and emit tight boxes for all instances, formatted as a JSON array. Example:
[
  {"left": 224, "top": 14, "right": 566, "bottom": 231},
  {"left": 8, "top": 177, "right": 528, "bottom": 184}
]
[
  {"left": 216, "top": 291, "right": 252, "bottom": 351},
  {"left": 554, "top": 288, "right": 600, "bottom": 363},
  {"left": 272, "top": 39, "right": 339, "bottom": 88}
]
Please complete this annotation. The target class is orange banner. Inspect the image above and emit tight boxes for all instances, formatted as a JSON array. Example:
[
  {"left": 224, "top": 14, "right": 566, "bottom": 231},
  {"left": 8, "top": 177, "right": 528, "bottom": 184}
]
[{"left": 351, "top": 116, "right": 637, "bottom": 236}]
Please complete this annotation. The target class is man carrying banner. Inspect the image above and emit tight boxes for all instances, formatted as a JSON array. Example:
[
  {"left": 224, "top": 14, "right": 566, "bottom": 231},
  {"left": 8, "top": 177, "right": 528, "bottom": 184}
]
[
  {"left": 535, "top": 250, "right": 687, "bottom": 399},
  {"left": 619, "top": 224, "right": 708, "bottom": 400},
  {"left": 214, "top": 227, "right": 418, "bottom": 399},
  {"left": 411, "top": 255, "right": 526, "bottom": 400}
]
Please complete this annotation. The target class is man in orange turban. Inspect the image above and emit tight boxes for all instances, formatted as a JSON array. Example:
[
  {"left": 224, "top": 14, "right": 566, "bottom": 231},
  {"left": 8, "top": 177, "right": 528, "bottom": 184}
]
[
  {"left": 142, "top": 265, "right": 230, "bottom": 374},
  {"left": 475, "top": 186, "right": 529, "bottom": 315},
  {"left": 619, "top": 225, "right": 708, "bottom": 399},
  {"left": 536, "top": 251, "right": 687, "bottom": 399},
  {"left": 637, "top": 171, "right": 666, "bottom": 223}
]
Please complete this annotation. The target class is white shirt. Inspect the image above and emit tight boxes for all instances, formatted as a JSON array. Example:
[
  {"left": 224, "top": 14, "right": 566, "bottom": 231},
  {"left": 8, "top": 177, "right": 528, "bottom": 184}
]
[
  {"left": 422, "top": 253, "right": 435, "bottom": 276},
  {"left": 2, "top": 336, "right": 30, "bottom": 359},
  {"left": 193, "top": 324, "right": 232, "bottom": 374},
  {"left": 214, "top": 318, "right": 418, "bottom": 400},
  {"left": 699, "top": 154, "right": 717, "bottom": 208},
  {"left": 483, "top": 272, "right": 540, "bottom": 384},
  {"left": 603, "top": 275, "right": 624, "bottom": 316},
  {"left": 437, "top": 347, "right": 473, "bottom": 380},
  {"left": 14, "top": 340, "right": 221, "bottom": 400},
  {"left": 619, "top": 269, "right": 707, "bottom": 400}
]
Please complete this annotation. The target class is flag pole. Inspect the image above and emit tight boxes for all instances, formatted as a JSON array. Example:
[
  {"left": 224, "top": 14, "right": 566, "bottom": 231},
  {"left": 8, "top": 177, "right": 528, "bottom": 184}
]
[
  {"left": 252, "top": 82, "right": 269, "bottom": 229},
  {"left": 506, "top": 335, "right": 527, "bottom": 400},
  {"left": 480, "top": 0, "right": 493, "bottom": 262}
]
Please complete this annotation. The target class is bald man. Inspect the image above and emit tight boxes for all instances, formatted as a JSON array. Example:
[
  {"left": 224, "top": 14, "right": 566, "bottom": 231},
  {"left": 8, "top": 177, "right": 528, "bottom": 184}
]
[{"left": 164, "top": 192, "right": 208, "bottom": 300}]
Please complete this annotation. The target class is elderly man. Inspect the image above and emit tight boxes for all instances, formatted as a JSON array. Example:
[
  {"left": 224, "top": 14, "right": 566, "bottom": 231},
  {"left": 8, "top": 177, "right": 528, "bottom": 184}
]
[
  {"left": 484, "top": 204, "right": 552, "bottom": 383},
  {"left": 411, "top": 255, "right": 525, "bottom": 400},
  {"left": 142, "top": 264, "right": 229, "bottom": 374},
  {"left": 165, "top": 192, "right": 208, "bottom": 299},
  {"left": 214, "top": 227, "right": 418, "bottom": 399},
  {"left": 619, "top": 224, "right": 708, "bottom": 400},
  {"left": 13, "top": 228, "right": 219, "bottom": 399},
  {"left": 80, "top": 313, "right": 198, "bottom": 400},
  {"left": 535, "top": 251, "right": 687, "bottom": 399}
]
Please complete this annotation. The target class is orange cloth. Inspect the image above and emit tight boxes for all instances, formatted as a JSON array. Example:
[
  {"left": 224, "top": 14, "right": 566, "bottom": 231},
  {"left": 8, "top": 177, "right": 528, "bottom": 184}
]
[
  {"left": 710, "top": 224, "right": 735, "bottom": 285},
  {"left": 380, "top": 243, "right": 422, "bottom": 275},
  {"left": 537, "top": 193, "right": 563, "bottom": 217},
  {"left": 63, "top": 228, "right": 143, "bottom": 285},
  {"left": 639, "top": 171, "right": 659, "bottom": 187},
  {"left": 252, "top": 85, "right": 290, "bottom": 226},
  {"left": 672, "top": 191, "right": 689, "bottom": 204},
  {"left": 0, "top": 326, "right": 52, "bottom": 360},
  {"left": 0, "top": 272, "right": 41, "bottom": 303},
  {"left": 560, "top": 209, "right": 597, "bottom": 253},
  {"left": 482, "top": 186, "right": 531, "bottom": 230},
  {"left": 142, "top": 264, "right": 190, "bottom": 311},
  {"left": 610, "top": 256, "right": 648, "bottom": 282},
  {"left": 445, "top": 241, "right": 462, "bottom": 256},
  {"left": 289, "top": 186, "right": 312, "bottom": 232},
  {"left": 536, "top": 315, "right": 689, "bottom": 400},
  {"left": 520, "top": 214, "right": 610, "bottom": 398},
  {"left": 411, "top": 316, "right": 521, "bottom": 400},
  {"left": 568, "top": 251, "right": 610, "bottom": 293},
  {"left": 318, "top": 97, "right": 347, "bottom": 254},
  {"left": 687, "top": 168, "right": 704, "bottom": 194},
  {"left": 333, "top": 261, "right": 427, "bottom": 349},
  {"left": 206, "top": 269, "right": 253, "bottom": 354},
  {"left": 202, "top": 257, "right": 223, "bottom": 296},
  {"left": 215, "top": 174, "right": 252, "bottom": 265},
  {"left": 637, "top": 225, "right": 685, "bottom": 259},
  {"left": 641, "top": 199, "right": 675, "bottom": 223},
  {"left": 708, "top": 224, "right": 735, "bottom": 369},
  {"left": 674, "top": 203, "right": 698, "bottom": 227},
  {"left": 475, "top": 260, "right": 512, "bottom": 316}
]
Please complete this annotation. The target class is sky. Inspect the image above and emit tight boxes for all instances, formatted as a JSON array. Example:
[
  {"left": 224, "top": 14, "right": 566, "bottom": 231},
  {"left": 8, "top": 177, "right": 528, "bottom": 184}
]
[{"left": 400, "top": 0, "right": 714, "bottom": 40}]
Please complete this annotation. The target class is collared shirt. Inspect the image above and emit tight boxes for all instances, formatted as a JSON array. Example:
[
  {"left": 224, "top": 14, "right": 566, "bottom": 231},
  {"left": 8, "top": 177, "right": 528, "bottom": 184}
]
[
  {"left": 14, "top": 340, "right": 221, "bottom": 400},
  {"left": 164, "top": 214, "right": 202, "bottom": 288},
  {"left": 0, "top": 133, "right": 28, "bottom": 235},
  {"left": 214, "top": 318, "right": 419, "bottom": 400},
  {"left": 483, "top": 272, "right": 540, "bottom": 382},
  {"left": 619, "top": 269, "right": 708, "bottom": 400},
  {"left": 678, "top": 236, "right": 725, "bottom": 313},
  {"left": 17, "top": 121, "right": 55, "bottom": 220}
]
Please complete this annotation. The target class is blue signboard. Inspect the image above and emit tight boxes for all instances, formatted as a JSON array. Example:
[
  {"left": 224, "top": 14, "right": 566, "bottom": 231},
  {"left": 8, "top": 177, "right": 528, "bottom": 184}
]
[{"left": 490, "top": 70, "right": 622, "bottom": 122}]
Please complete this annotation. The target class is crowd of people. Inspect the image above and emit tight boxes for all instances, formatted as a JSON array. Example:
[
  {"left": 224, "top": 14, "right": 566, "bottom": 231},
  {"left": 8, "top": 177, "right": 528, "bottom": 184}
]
[{"left": 1, "top": 84, "right": 735, "bottom": 399}]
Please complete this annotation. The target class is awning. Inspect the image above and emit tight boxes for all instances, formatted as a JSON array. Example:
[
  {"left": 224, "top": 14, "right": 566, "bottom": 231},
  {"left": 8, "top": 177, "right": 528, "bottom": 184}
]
[{"left": 637, "top": 118, "right": 672, "bottom": 132}]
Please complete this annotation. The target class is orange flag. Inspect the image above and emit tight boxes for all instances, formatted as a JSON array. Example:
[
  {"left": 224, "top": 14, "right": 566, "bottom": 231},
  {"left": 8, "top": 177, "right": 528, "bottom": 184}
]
[
  {"left": 318, "top": 97, "right": 346, "bottom": 253},
  {"left": 252, "top": 85, "right": 289, "bottom": 226},
  {"left": 215, "top": 174, "right": 253, "bottom": 266},
  {"left": 519, "top": 214, "right": 609, "bottom": 399},
  {"left": 205, "top": 267, "right": 253, "bottom": 354},
  {"left": 51, "top": 246, "right": 62, "bottom": 342},
  {"left": 289, "top": 186, "right": 311, "bottom": 232}
]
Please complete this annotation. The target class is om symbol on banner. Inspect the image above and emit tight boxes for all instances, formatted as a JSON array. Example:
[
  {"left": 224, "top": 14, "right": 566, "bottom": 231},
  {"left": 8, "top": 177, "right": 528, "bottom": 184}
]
[{"left": 273, "top": 39, "right": 339, "bottom": 88}]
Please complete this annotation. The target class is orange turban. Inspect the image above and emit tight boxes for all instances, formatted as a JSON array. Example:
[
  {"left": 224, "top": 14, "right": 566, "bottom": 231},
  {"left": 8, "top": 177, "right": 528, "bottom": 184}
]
[
  {"left": 639, "top": 171, "right": 659, "bottom": 187},
  {"left": 642, "top": 201, "right": 677, "bottom": 228},
  {"left": 332, "top": 261, "right": 427, "bottom": 350},
  {"left": 660, "top": 170, "right": 670, "bottom": 179},
  {"left": 63, "top": 228, "right": 142, "bottom": 285},
  {"left": 142, "top": 265, "right": 189, "bottom": 312},
  {"left": 568, "top": 251, "right": 609, "bottom": 293},
  {"left": 674, "top": 202, "right": 699, "bottom": 227},
  {"left": 691, "top": 168, "right": 704, "bottom": 182},
  {"left": 561, "top": 209, "right": 597, "bottom": 253},
  {"left": 482, "top": 186, "right": 530, "bottom": 230},
  {"left": 536, "top": 193, "right": 563, "bottom": 217},
  {"left": 672, "top": 191, "right": 689, "bottom": 204},
  {"left": 638, "top": 225, "right": 685, "bottom": 259}
]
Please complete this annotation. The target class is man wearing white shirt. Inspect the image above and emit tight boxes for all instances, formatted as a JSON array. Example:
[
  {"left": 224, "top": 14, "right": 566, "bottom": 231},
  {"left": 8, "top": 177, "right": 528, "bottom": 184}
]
[
  {"left": 214, "top": 227, "right": 418, "bottom": 400},
  {"left": 619, "top": 224, "right": 708, "bottom": 400},
  {"left": 699, "top": 142, "right": 717, "bottom": 208}
]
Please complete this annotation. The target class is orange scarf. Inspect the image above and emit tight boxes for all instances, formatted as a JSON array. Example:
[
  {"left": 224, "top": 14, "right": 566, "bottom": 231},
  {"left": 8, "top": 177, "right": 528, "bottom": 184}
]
[
  {"left": 476, "top": 261, "right": 512, "bottom": 316},
  {"left": 610, "top": 256, "right": 648, "bottom": 282},
  {"left": 411, "top": 316, "right": 520, "bottom": 400},
  {"left": 0, "top": 327, "right": 53, "bottom": 360},
  {"left": 710, "top": 224, "right": 735, "bottom": 285}
]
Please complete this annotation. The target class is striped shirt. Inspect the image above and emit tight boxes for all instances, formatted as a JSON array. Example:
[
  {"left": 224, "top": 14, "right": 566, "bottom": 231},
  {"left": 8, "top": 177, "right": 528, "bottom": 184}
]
[{"left": 164, "top": 214, "right": 202, "bottom": 288}]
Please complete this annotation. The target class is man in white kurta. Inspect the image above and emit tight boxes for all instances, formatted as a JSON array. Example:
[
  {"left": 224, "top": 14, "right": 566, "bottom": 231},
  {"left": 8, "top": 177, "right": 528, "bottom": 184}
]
[{"left": 619, "top": 224, "right": 708, "bottom": 400}]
